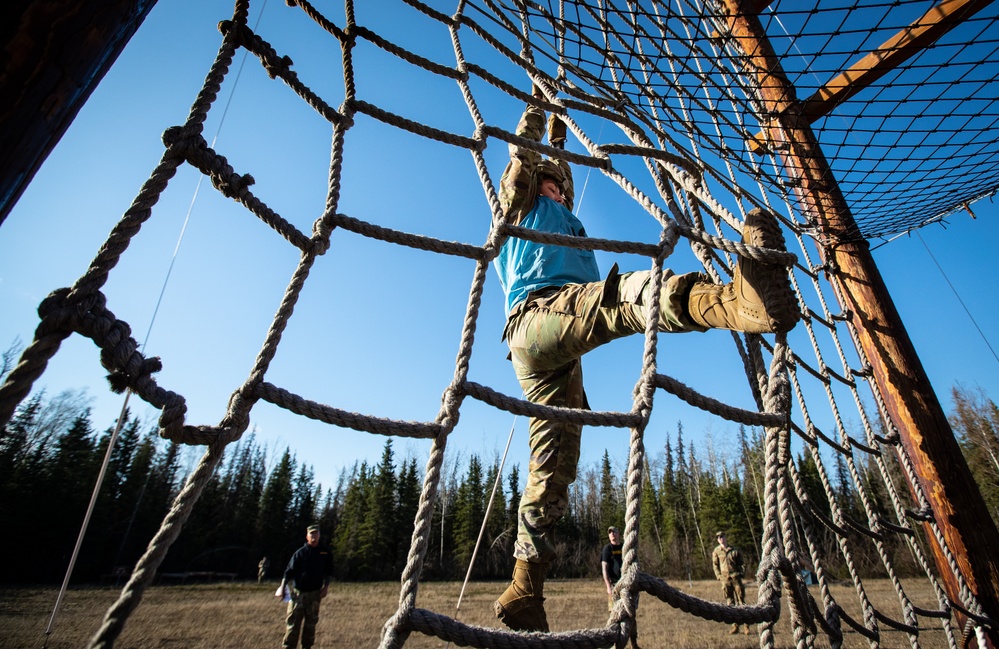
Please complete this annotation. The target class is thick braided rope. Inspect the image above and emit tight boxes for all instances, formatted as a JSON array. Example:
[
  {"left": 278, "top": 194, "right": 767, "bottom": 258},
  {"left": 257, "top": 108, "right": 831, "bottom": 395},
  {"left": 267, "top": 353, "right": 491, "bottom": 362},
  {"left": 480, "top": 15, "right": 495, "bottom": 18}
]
[
  {"left": 840, "top": 289, "right": 993, "bottom": 633},
  {"left": 0, "top": 0, "right": 988, "bottom": 647},
  {"left": 777, "top": 181, "right": 976, "bottom": 647},
  {"left": 798, "top": 222, "right": 995, "bottom": 639},
  {"left": 89, "top": 442, "right": 228, "bottom": 649}
]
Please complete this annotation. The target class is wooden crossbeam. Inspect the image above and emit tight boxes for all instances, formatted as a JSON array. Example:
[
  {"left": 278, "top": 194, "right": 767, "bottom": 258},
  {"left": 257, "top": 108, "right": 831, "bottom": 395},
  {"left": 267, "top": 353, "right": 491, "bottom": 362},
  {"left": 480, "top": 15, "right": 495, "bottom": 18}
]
[{"left": 748, "top": 0, "right": 996, "bottom": 154}]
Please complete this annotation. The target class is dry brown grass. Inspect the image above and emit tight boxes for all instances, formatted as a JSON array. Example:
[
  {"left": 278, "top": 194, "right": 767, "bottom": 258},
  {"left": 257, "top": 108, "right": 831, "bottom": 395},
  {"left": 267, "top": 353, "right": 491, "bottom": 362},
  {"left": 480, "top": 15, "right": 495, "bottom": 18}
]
[{"left": 0, "top": 579, "right": 952, "bottom": 648}]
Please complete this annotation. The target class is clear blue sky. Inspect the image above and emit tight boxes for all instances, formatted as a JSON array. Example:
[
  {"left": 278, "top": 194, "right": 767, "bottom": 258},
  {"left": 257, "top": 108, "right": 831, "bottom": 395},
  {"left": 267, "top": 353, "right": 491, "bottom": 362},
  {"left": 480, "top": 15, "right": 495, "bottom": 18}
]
[{"left": 1, "top": 0, "right": 996, "bottom": 494}]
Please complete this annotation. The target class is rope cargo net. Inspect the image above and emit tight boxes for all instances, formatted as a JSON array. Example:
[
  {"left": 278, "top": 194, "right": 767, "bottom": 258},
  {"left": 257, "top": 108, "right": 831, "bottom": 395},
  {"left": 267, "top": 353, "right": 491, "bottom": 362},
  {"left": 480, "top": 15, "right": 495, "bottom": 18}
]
[{"left": 0, "top": 0, "right": 996, "bottom": 647}]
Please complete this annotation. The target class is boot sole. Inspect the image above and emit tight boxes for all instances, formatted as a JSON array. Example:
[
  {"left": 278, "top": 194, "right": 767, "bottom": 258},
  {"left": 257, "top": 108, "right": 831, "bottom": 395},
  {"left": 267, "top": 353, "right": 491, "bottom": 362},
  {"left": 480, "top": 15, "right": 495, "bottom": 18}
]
[
  {"left": 493, "top": 598, "right": 549, "bottom": 632},
  {"left": 743, "top": 208, "right": 798, "bottom": 333}
]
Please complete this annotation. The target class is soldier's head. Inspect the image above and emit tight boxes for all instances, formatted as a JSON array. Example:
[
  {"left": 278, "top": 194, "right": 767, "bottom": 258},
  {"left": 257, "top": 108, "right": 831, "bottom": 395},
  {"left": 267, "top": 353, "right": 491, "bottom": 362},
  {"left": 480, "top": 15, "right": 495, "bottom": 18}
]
[
  {"left": 306, "top": 525, "right": 320, "bottom": 547},
  {"left": 608, "top": 526, "right": 621, "bottom": 544},
  {"left": 537, "top": 159, "right": 565, "bottom": 205},
  {"left": 716, "top": 531, "right": 727, "bottom": 546}
]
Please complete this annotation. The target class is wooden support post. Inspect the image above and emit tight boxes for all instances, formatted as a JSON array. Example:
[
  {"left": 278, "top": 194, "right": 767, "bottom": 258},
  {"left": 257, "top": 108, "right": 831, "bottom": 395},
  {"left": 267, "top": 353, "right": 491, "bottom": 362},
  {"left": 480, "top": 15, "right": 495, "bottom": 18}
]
[
  {"left": 718, "top": 2, "right": 999, "bottom": 646},
  {"left": 0, "top": 0, "right": 158, "bottom": 227}
]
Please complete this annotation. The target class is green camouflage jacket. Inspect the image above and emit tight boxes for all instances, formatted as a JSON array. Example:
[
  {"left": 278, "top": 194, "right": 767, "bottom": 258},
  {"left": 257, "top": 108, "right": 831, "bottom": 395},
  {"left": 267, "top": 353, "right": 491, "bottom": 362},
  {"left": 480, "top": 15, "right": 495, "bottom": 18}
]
[
  {"left": 712, "top": 544, "right": 745, "bottom": 580},
  {"left": 499, "top": 102, "right": 574, "bottom": 226}
]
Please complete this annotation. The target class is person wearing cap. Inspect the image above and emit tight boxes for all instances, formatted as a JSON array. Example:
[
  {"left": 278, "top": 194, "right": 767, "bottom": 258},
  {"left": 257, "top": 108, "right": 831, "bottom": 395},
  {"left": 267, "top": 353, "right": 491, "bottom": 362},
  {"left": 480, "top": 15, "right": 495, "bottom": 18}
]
[
  {"left": 491, "top": 83, "right": 799, "bottom": 633},
  {"left": 712, "top": 531, "right": 751, "bottom": 635},
  {"left": 601, "top": 526, "right": 640, "bottom": 648},
  {"left": 601, "top": 527, "right": 624, "bottom": 603},
  {"left": 276, "top": 524, "right": 333, "bottom": 649}
]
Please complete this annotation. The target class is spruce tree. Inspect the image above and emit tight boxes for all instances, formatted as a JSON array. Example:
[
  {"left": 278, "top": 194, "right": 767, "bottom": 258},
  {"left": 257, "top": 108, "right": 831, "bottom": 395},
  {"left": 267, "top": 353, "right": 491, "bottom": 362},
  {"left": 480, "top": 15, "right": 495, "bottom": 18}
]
[
  {"left": 640, "top": 465, "right": 664, "bottom": 569},
  {"left": 794, "top": 450, "right": 841, "bottom": 573},
  {"left": 333, "top": 461, "right": 371, "bottom": 579},
  {"left": 599, "top": 450, "right": 622, "bottom": 532},
  {"left": 256, "top": 449, "right": 297, "bottom": 570},
  {"left": 506, "top": 463, "right": 521, "bottom": 523},
  {"left": 111, "top": 430, "right": 159, "bottom": 573},
  {"left": 86, "top": 413, "right": 142, "bottom": 576},
  {"left": 46, "top": 411, "right": 98, "bottom": 580},
  {"left": 1, "top": 394, "right": 41, "bottom": 473},
  {"left": 659, "top": 434, "right": 678, "bottom": 568},
  {"left": 0, "top": 395, "right": 43, "bottom": 581},
  {"left": 482, "top": 460, "right": 509, "bottom": 577},
  {"left": 357, "top": 440, "right": 398, "bottom": 579},
  {"left": 673, "top": 424, "right": 700, "bottom": 579},
  {"left": 452, "top": 455, "right": 485, "bottom": 576},
  {"left": 225, "top": 435, "right": 266, "bottom": 572},
  {"left": 291, "top": 463, "right": 318, "bottom": 535},
  {"left": 396, "top": 457, "right": 421, "bottom": 574}
]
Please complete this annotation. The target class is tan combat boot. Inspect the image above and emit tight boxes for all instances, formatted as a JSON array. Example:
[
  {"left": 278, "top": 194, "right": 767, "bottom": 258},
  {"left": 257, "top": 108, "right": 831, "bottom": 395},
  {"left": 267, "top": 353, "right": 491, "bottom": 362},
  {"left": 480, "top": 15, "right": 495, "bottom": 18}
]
[
  {"left": 728, "top": 624, "right": 740, "bottom": 635},
  {"left": 494, "top": 559, "right": 549, "bottom": 632},
  {"left": 687, "top": 208, "right": 799, "bottom": 334}
]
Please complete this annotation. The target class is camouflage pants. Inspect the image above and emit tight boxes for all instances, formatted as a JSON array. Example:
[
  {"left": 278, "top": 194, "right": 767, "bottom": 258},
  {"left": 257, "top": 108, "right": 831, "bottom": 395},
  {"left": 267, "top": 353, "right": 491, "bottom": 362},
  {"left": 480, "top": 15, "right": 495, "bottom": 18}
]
[
  {"left": 722, "top": 577, "right": 746, "bottom": 606},
  {"left": 283, "top": 589, "right": 322, "bottom": 649},
  {"left": 505, "top": 267, "right": 705, "bottom": 563}
]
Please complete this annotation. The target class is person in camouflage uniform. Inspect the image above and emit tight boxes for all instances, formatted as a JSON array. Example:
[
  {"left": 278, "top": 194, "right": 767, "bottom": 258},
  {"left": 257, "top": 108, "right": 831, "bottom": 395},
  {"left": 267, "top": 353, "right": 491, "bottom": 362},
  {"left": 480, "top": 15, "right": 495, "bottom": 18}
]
[
  {"left": 712, "top": 531, "right": 751, "bottom": 635},
  {"left": 491, "top": 86, "right": 798, "bottom": 633},
  {"left": 258, "top": 555, "right": 270, "bottom": 583}
]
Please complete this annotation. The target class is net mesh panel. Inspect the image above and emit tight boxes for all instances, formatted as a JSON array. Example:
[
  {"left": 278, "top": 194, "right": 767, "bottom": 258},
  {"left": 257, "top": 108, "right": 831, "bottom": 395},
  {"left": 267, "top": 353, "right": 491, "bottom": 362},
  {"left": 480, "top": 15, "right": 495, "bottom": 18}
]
[{"left": 524, "top": 0, "right": 999, "bottom": 240}]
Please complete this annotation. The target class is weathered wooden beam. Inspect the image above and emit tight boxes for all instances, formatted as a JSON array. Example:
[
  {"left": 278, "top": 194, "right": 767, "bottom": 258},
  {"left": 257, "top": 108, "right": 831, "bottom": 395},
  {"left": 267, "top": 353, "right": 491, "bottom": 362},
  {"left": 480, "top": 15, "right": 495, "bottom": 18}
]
[
  {"left": 0, "top": 0, "right": 158, "bottom": 227},
  {"left": 718, "top": 2, "right": 999, "bottom": 646},
  {"left": 748, "top": 0, "right": 996, "bottom": 153}
]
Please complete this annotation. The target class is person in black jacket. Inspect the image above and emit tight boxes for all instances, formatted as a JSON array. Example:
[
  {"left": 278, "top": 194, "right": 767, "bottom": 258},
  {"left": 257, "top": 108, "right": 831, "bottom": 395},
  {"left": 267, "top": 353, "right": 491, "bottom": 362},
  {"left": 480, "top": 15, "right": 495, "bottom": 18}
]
[{"left": 275, "top": 525, "right": 333, "bottom": 649}]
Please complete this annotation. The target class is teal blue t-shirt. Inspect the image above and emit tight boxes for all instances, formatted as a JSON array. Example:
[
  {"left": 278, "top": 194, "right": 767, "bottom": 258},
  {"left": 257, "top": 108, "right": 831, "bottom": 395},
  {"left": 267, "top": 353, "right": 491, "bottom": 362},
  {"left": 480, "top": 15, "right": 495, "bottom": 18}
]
[{"left": 495, "top": 197, "right": 601, "bottom": 316}]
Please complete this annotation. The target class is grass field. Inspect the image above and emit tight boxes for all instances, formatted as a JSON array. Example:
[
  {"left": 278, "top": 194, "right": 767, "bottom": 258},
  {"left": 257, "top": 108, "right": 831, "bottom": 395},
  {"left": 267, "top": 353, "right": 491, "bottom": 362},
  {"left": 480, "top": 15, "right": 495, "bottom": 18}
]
[{"left": 1, "top": 579, "right": 953, "bottom": 648}]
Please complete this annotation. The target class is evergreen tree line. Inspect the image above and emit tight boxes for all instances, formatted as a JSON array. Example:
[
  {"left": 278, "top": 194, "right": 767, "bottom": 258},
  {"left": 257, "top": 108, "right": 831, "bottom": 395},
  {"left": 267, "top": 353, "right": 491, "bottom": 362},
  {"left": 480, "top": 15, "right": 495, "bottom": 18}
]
[{"left": 1, "top": 373, "right": 997, "bottom": 586}]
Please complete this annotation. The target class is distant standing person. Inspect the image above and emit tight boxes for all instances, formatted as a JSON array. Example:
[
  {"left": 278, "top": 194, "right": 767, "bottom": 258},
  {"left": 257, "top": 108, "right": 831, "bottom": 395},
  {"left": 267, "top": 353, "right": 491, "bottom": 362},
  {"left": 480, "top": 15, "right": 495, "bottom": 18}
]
[
  {"left": 276, "top": 525, "right": 333, "bottom": 649},
  {"left": 711, "top": 531, "right": 751, "bottom": 635},
  {"left": 258, "top": 555, "right": 270, "bottom": 583},
  {"left": 601, "top": 527, "right": 640, "bottom": 649}
]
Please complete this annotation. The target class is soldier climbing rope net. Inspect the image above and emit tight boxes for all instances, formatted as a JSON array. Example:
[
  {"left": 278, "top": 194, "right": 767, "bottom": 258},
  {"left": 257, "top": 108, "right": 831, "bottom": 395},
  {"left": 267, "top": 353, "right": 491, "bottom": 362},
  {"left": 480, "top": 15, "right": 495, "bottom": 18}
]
[{"left": 1, "top": 1, "right": 997, "bottom": 648}]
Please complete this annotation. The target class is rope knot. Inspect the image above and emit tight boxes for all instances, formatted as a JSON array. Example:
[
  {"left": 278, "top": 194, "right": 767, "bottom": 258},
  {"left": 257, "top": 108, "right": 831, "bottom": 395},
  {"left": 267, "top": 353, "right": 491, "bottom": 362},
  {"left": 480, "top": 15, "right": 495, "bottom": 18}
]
[
  {"left": 472, "top": 125, "right": 488, "bottom": 145},
  {"left": 162, "top": 125, "right": 202, "bottom": 149},
  {"left": 593, "top": 148, "right": 613, "bottom": 171},
  {"left": 264, "top": 54, "right": 293, "bottom": 79},
  {"left": 338, "top": 100, "right": 357, "bottom": 128},
  {"left": 214, "top": 171, "right": 256, "bottom": 198},
  {"left": 37, "top": 288, "right": 108, "bottom": 335},
  {"left": 309, "top": 235, "right": 331, "bottom": 256},
  {"left": 107, "top": 357, "right": 163, "bottom": 394},
  {"left": 37, "top": 287, "right": 73, "bottom": 319},
  {"left": 342, "top": 24, "right": 358, "bottom": 47},
  {"left": 614, "top": 567, "right": 639, "bottom": 617}
]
